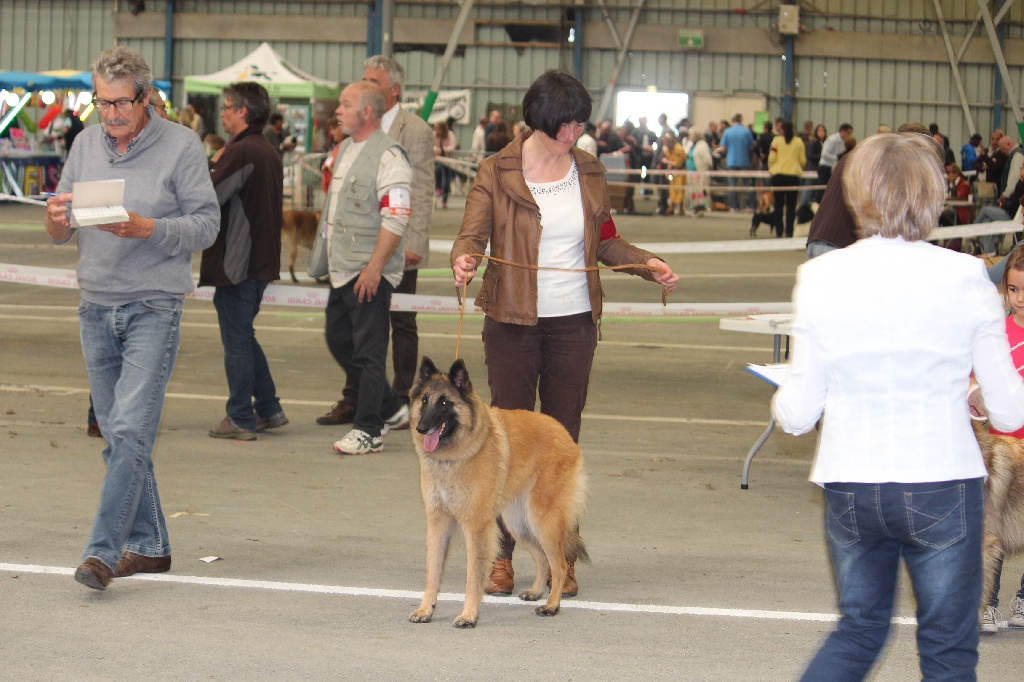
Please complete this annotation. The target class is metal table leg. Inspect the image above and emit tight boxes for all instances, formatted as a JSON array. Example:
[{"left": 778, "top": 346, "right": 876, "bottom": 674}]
[
  {"left": 741, "top": 416, "right": 775, "bottom": 490},
  {"left": 740, "top": 333, "right": 782, "bottom": 489}
]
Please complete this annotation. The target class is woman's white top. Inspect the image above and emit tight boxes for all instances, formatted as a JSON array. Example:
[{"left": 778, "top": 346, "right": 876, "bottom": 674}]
[
  {"left": 772, "top": 236, "right": 1024, "bottom": 484},
  {"left": 526, "top": 161, "right": 591, "bottom": 318}
]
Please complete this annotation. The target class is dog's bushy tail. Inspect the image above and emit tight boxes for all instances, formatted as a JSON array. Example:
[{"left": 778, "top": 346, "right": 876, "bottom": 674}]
[{"left": 566, "top": 529, "right": 590, "bottom": 565}]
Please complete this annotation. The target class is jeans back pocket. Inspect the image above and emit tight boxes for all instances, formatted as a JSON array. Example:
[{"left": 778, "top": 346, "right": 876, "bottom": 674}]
[
  {"left": 905, "top": 483, "right": 966, "bottom": 550},
  {"left": 824, "top": 486, "right": 859, "bottom": 548}
]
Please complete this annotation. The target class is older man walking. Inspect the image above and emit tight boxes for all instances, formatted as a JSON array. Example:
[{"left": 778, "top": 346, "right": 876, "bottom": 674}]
[
  {"left": 44, "top": 46, "right": 219, "bottom": 590},
  {"left": 324, "top": 81, "right": 413, "bottom": 455}
]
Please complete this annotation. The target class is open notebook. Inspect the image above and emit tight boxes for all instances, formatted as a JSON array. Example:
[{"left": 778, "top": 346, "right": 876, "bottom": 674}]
[{"left": 70, "top": 179, "right": 130, "bottom": 227}]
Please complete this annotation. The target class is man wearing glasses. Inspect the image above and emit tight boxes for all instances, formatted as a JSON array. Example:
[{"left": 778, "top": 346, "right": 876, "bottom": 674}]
[
  {"left": 199, "top": 82, "right": 287, "bottom": 441},
  {"left": 44, "top": 46, "right": 219, "bottom": 591}
]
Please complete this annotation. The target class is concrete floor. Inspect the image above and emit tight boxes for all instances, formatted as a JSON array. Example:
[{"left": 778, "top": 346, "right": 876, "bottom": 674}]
[{"left": 2, "top": 197, "right": 1023, "bottom": 681}]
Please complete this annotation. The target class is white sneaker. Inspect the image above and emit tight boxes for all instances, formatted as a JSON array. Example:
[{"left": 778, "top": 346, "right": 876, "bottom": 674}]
[
  {"left": 1008, "top": 596, "right": 1024, "bottom": 628},
  {"left": 381, "top": 403, "right": 410, "bottom": 435},
  {"left": 981, "top": 605, "right": 1000, "bottom": 634},
  {"left": 332, "top": 429, "right": 383, "bottom": 455}
]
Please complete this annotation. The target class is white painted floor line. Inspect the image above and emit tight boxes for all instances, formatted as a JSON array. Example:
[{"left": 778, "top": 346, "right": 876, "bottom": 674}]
[
  {"left": 2, "top": 562, "right": 906, "bottom": 625},
  {"left": 0, "top": 383, "right": 771, "bottom": 427}
]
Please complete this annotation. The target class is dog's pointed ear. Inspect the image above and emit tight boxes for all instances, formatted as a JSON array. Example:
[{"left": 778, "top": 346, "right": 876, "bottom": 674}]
[
  {"left": 449, "top": 358, "right": 472, "bottom": 393},
  {"left": 418, "top": 357, "right": 439, "bottom": 384}
]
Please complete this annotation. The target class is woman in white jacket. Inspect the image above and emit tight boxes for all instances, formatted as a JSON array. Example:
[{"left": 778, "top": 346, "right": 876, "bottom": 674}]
[{"left": 773, "top": 132, "right": 1024, "bottom": 682}]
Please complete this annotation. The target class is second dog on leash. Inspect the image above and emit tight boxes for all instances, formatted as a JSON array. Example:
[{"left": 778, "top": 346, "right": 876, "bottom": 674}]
[
  {"left": 750, "top": 190, "right": 774, "bottom": 237},
  {"left": 281, "top": 209, "right": 321, "bottom": 282}
]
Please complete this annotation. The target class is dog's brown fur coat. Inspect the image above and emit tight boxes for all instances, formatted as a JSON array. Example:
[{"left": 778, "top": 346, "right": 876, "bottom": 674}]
[
  {"left": 407, "top": 357, "right": 588, "bottom": 628},
  {"left": 975, "top": 422, "right": 1024, "bottom": 622},
  {"left": 281, "top": 209, "right": 320, "bottom": 282}
]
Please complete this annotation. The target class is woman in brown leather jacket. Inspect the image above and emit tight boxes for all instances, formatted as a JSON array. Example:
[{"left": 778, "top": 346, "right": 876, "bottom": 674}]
[{"left": 451, "top": 70, "right": 679, "bottom": 599}]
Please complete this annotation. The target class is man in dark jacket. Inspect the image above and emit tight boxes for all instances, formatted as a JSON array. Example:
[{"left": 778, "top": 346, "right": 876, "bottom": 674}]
[{"left": 200, "top": 81, "right": 287, "bottom": 440}]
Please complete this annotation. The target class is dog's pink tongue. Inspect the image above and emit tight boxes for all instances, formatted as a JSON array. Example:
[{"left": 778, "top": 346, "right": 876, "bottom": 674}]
[{"left": 423, "top": 428, "right": 441, "bottom": 453}]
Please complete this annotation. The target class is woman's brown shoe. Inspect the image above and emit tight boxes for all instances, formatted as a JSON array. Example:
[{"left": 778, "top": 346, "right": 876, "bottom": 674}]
[
  {"left": 546, "top": 562, "right": 579, "bottom": 597},
  {"left": 484, "top": 558, "right": 514, "bottom": 595}
]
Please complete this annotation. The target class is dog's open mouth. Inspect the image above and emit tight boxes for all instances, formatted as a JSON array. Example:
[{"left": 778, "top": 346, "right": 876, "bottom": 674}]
[{"left": 422, "top": 421, "right": 448, "bottom": 453}]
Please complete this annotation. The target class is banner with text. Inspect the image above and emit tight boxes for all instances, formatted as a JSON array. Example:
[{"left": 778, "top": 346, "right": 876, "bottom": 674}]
[{"left": 402, "top": 89, "right": 471, "bottom": 125}]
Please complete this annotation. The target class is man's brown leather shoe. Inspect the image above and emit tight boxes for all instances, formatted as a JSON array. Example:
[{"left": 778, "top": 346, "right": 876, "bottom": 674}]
[
  {"left": 74, "top": 557, "right": 113, "bottom": 590},
  {"left": 87, "top": 422, "right": 102, "bottom": 438},
  {"left": 317, "top": 400, "right": 356, "bottom": 425},
  {"left": 484, "top": 558, "right": 514, "bottom": 595},
  {"left": 114, "top": 552, "right": 172, "bottom": 578}
]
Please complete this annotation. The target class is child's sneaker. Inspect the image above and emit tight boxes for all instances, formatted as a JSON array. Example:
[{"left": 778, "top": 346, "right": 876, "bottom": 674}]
[
  {"left": 1008, "top": 597, "right": 1024, "bottom": 628},
  {"left": 981, "top": 605, "right": 1000, "bottom": 634}
]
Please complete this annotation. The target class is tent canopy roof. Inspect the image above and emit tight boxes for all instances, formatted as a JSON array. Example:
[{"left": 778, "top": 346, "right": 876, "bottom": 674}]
[{"left": 184, "top": 42, "right": 339, "bottom": 100}]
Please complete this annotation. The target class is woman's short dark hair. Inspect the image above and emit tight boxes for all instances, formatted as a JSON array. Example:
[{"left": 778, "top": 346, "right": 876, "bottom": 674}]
[{"left": 522, "top": 70, "right": 592, "bottom": 139}]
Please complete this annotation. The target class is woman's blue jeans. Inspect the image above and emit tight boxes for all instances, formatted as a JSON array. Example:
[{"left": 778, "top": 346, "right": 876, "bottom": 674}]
[
  {"left": 801, "top": 478, "right": 984, "bottom": 682},
  {"left": 78, "top": 298, "right": 181, "bottom": 570}
]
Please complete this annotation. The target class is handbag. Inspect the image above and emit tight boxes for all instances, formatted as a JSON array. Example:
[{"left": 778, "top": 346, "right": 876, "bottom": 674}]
[{"left": 307, "top": 213, "right": 329, "bottom": 279}]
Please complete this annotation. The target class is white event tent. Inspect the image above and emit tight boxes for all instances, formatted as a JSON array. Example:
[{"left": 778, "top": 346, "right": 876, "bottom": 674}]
[{"left": 184, "top": 42, "right": 339, "bottom": 153}]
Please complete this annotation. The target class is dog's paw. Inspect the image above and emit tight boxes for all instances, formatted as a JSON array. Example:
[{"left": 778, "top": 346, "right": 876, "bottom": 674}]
[
  {"left": 518, "top": 589, "right": 542, "bottom": 602},
  {"left": 535, "top": 604, "right": 560, "bottom": 617},
  {"left": 408, "top": 609, "right": 433, "bottom": 623},
  {"left": 452, "top": 614, "right": 477, "bottom": 628}
]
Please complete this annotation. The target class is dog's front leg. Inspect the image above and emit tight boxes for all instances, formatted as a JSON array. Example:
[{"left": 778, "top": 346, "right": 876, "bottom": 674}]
[
  {"left": 453, "top": 519, "right": 499, "bottom": 628},
  {"left": 980, "top": 533, "right": 1005, "bottom": 624},
  {"left": 409, "top": 507, "right": 455, "bottom": 624}
]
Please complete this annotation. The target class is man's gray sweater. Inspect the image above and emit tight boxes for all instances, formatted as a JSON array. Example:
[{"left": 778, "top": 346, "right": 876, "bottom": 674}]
[{"left": 54, "top": 107, "right": 220, "bottom": 306}]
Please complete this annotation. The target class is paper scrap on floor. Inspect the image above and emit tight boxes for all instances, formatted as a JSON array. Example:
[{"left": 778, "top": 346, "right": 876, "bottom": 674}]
[{"left": 70, "top": 179, "right": 130, "bottom": 227}]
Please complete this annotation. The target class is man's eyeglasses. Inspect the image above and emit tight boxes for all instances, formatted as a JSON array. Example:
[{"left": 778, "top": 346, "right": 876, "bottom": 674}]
[
  {"left": 220, "top": 103, "right": 242, "bottom": 112},
  {"left": 92, "top": 92, "right": 142, "bottom": 113}
]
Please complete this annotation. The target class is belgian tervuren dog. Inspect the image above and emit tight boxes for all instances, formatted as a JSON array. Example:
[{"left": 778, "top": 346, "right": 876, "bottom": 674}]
[
  {"left": 281, "top": 209, "right": 320, "bottom": 282},
  {"left": 975, "top": 421, "right": 1024, "bottom": 627},
  {"left": 407, "top": 357, "right": 589, "bottom": 628}
]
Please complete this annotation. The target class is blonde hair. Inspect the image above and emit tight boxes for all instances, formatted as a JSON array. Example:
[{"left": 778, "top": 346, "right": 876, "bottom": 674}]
[{"left": 843, "top": 133, "right": 945, "bottom": 241}]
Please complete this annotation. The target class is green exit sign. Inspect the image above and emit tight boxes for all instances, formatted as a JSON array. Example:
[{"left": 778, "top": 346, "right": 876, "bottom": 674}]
[{"left": 678, "top": 29, "right": 704, "bottom": 49}]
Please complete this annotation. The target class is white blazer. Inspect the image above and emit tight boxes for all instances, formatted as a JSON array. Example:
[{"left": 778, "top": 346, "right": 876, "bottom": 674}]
[{"left": 773, "top": 236, "right": 1024, "bottom": 484}]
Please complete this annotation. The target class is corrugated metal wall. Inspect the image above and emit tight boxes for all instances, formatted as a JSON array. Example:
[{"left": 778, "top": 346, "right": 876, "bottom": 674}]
[{"left": 2, "top": 0, "right": 1023, "bottom": 152}]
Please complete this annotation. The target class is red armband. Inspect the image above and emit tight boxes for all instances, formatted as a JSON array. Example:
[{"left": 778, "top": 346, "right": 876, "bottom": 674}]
[{"left": 600, "top": 218, "right": 620, "bottom": 241}]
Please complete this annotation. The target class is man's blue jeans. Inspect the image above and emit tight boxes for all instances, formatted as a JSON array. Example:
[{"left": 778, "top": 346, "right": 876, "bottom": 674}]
[
  {"left": 801, "top": 478, "right": 984, "bottom": 682},
  {"left": 728, "top": 165, "right": 751, "bottom": 210},
  {"left": 78, "top": 298, "right": 181, "bottom": 570},
  {"left": 212, "top": 280, "right": 282, "bottom": 430}
]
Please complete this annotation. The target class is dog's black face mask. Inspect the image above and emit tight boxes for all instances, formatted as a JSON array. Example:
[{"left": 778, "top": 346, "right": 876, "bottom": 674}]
[{"left": 413, "top": 357, "right": 473, "bottom": 453}]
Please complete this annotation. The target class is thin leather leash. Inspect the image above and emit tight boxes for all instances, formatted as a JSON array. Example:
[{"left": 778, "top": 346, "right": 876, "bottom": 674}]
[{"left": 454, "top": 253, "right": 669, "bottom": 359}]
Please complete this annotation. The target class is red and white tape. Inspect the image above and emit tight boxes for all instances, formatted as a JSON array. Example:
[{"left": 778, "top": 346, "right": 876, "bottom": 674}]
[{"left": 0, "top": 262, "right": 791, "bottom": 317}]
